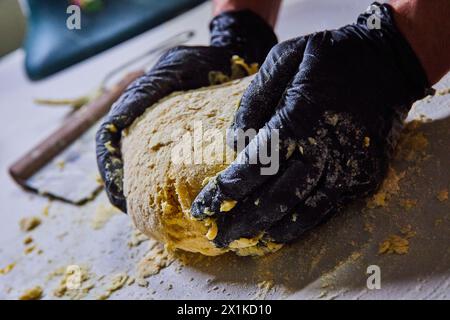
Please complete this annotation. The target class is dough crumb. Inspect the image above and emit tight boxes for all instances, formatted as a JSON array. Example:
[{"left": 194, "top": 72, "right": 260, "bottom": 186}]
[
  {"left": 53, "top": 265, "right": 93, "bottom": 299},
  {"left": 0, "top": 262, "right": 16, "bottom": 275},
  {"left": 437, "top": 189, "right": 448, "bottom": 202},
  {"left": 205, "top": 218, "right": 218, "bottom": 240},
  {"left": 42, "top": 203, "right": 51, "bottom": 217},
  {"left": 126, "top": 277, "right": 135, "bottom": 286},
  {"left": 137, "top": 241, "right": 173, "bottom": 280},
  {"left": 253, "top": 280, "right": 274, "bottom": 300},
  {"left": 128, "top": 228, "right": 149, "bottom": 247},
  {"left": 19, "top": 286, "right": 43, "bottom": 300},
  {"left": 19, "top": 216, "right": 42, "bottom": 232},
  {"left": 378, "top": 235, "right": 409, "bottom": 255},
  {"left": 137, "top": 278, "right": 149, "bottom": 287},
  {"left": 105, "top": 123, "right": 118, "bottom": 133},
  {"left": 229, "top": 237, "right": 260, "bottom": 249},
  {"left": 220, "top": 200, "right": 237, "bottom": 212},
  {"left": 95, "top": 174, "right": 103, "bottom": 185},
  {"left": 24, "top": 245, "right": 36, "bottom": 255},
  {"left": 400, "top": 225, "right": 417, "bottom": 239},
  {"left": 209, "top": 55, "right": 258, "bottom": 85},
  {"left": 91, "top": 203, "right": 120, "bottom": 230},
  {"left": 56, "top": 160, "right": 65, "bottom": 170},
  {"left": 367, "top": 168, "right": 405, "bottom": 209},
  {"left": 400, "top": 199, "right": 417, "bottom": 210},
  {"left": 364, "top": 222, "right": 374, "bottom": 234},
  {"left": 395, "top": 121, "right": 429, "bottom": 162},
  {"left": 104, "top": 141, "right": 116, "bottom": 153},
  {"left": 97, "top": 273, "right": 129, "bottom": 300},
  {"left": 436, "top": 87, "right": 450, "bottom": 96},
  {"left": 378, "top": 227, "right": 415, "bottom": 255},
  {"left": 350, "top": 251, "right": 362, "bottom": 261},
  {"left": 23, "top": 236, "right": 33, "bottom": 245}
]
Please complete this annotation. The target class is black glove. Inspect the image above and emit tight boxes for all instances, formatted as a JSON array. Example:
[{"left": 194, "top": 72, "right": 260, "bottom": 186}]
[
  {"left": 191, "top": 2, "right": 430, "bottom": 248},
  {"left": 96, "top": 10, "right": 278, "bottom": 212}
]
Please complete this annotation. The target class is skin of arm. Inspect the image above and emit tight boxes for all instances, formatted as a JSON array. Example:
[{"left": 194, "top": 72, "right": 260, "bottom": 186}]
[
  {"left": 213, "top": 0, "right": 282, "bottom": 27},
  {"left": 389, "top": 1, "right": 450, "bottom": 85}
]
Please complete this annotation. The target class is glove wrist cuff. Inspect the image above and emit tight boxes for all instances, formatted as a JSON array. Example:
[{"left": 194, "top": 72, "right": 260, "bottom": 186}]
[{"left": 209, "top": 9, "right": 278, "bottom": 66}]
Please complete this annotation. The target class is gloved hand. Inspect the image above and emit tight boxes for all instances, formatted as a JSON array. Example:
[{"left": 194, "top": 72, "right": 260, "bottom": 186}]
[
  {"left": 96, "top": 10, "right": 278, "bottom": 212},
  {"left": 191, "top": 2, "right": 430, "bottom": 248}
]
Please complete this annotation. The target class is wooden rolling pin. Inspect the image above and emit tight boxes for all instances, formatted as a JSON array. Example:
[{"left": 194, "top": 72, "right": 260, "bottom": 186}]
[{"left": 9, "top": 70, "right": 144, "bottom": 186}]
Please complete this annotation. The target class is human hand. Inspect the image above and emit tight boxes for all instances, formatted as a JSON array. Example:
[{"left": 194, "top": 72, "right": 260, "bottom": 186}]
[
  {"left": 191, "top": 2, "right": 430, "bottom": 247},
  {"left": 96, "top": 10, "right": 278, "bottom": 212}
]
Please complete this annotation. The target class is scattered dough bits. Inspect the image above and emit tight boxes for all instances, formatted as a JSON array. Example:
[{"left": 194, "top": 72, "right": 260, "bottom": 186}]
[
  {"left": 137, "top": 240, "right": 173, "bottom": 281},
  {"left": 437, "top": 189, "right": 449, "bottom": 202},
  {"left": 95, "top": 173, "right": 104, "bottom": 186},
  {"left": 436, "top": 87, "right": 450, "bottom": 96},
  {"left": 400, "top": 199, "right": 417, "bottom": 210},
  {"left": 42, "top": 202, "right": 51, "bottom": 217},
  {"left": 366, "top": 120, "right": 430, "bottom": 210},
  {"left": 105, "top": 123, "right": 118, "bottom": 133},
  {"left": 0, "top": 262, "right": 16, "bottom": 275},
  {"left": 24, "top": 245, "right": 36, "bottom": 255},
  {"left": 97, "top": 273, "right": 129, "bottom": 300},
  {"left": 208, "top": 55, "right": 258, "bottom": 85},
  {"left": 219, "top": 199, "right": 237, "bottom": 212},
  {"left": 378, "top": 235, "right": 409, "bottom": 255},
  {"left": 19, "top": 217, "right": 42, "bottom": 255},
  {"left": 400, "top": 225, "right": 417, "bottom": 239},
  {"left": 19, "top": 286, "right": 43, "bottom": 300},
  {"left": 367, "top": 167, "right": 405, "bottom": 209},
  {"left": 19, "top": 216, "right": 41, "bottom": 232},
  {"left": 90, "top": 203, "right": 120, "bottom": 230},
  {"left": 23, "top": 236, "right": 33, "bottom": 245},
  {"left": 204, "top": 218, "right": 218, "bottom": 240},
  {"left": 56, "top": 160, "right": 65, "bottom": 170},
  {"left": 364, "top": 222, "right": 374, "bottom": 234},
  {"left": 395, "top": 120, "right": 429, "bottom": 162},
  {"left": 122, "top": 75, "right": 282, "bottom": 257},
  {"left": 103, "top": 141, "right": 116, "bottom": 153},
  {"left": 253, "top": 280, "right": 274, "bottom": 300},
  {"left": 378, "top": 226, "right": 416, "bottom": 255},
  {"left": 128, "top": 228, "right": 149, "bottom": 248},
  {"left": 52, "top": 265, "right": 94, "bottom": 299}
]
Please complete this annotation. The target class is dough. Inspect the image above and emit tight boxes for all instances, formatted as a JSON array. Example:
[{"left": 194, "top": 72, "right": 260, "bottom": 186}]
[{"left": 122, "top": 76, "right": 281, "bottom": 256}]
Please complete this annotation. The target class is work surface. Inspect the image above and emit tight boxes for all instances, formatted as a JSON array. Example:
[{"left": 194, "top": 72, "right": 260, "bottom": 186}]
[{"left": 1, "top": 0, "right": 449, "bottom": 300}]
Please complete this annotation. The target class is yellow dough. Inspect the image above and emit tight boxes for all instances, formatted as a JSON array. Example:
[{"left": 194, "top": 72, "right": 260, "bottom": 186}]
[{"left": 122, "top": 76, "right": 282, "bottom": 256}]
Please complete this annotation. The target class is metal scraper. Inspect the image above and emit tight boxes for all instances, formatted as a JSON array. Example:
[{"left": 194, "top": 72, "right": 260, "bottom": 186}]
[{"left": 8, "top": 31, "right": 194, "bottom": 205}]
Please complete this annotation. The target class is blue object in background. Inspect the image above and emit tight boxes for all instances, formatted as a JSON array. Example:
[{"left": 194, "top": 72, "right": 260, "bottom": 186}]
[{"left": 23, "top": 0, "right": 206, "bottom": 80}]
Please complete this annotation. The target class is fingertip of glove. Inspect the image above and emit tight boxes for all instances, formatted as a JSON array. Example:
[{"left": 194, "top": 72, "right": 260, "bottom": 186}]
[
  {"left": 190, "top": 179, "right": 227, "bottom": 220},
  {"left": 209, "top": 9, "right": 278, "bottom": 65},
  {"left": 190, "top": 198, "right": 206, "bottom": 220},
  {"left": 108, "top": 193, "right": 127, "bottom": 214}
]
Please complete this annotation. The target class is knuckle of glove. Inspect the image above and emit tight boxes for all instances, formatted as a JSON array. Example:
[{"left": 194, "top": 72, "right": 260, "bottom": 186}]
[
  {"left": 316, "top": 112, "right": 387, "bottom": 202},
  {"left": 154, "top": 45, "right": 233, "bottom": 89},
  {"left": 209, "top": 9, "right": 278, "bottom": 65}
]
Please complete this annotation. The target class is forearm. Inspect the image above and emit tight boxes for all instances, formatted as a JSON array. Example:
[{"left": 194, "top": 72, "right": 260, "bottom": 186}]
[
  {"left": 213, "top": 0, "right": 281, "bottom": 27},
  {"left": 390, "top": 0, "right": 450, "bottom": 85}
]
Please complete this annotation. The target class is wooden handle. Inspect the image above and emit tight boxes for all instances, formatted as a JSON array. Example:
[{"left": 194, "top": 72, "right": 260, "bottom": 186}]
[{"left": 9, "top": 70, "right": 145, "bottom": 186}]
